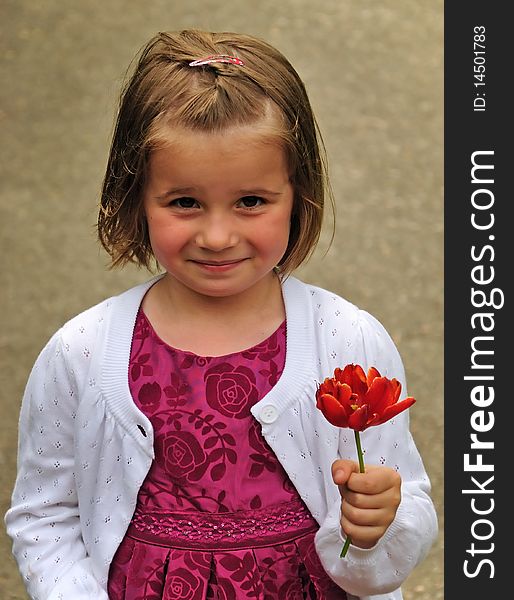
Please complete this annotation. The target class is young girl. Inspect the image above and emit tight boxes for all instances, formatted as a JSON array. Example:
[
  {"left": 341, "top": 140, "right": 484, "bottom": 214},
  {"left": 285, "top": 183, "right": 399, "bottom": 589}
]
[{"left": 5, "top": 29, "right": 437, "bottom": 600}]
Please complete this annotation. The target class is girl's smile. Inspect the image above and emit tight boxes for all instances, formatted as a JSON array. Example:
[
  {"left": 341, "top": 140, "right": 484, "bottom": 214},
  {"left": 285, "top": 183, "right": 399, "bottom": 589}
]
[
  {"left": 191, "top": 258, "right": 248, "bottom": 272},
  {"left": 143, "top": 124, "right": 294, "bottom": 304}
]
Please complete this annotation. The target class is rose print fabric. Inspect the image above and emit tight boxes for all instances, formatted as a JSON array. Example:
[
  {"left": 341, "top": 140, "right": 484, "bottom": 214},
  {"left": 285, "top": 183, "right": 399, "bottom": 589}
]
[{"left": 108, "top": 309, "right": 347, "bottom": 599}]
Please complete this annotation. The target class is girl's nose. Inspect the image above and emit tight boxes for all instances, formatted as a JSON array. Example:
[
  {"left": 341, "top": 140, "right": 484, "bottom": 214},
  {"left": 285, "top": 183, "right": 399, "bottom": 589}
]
[{"left": 195, "top": 216, "right": 239, "bottom": 251}]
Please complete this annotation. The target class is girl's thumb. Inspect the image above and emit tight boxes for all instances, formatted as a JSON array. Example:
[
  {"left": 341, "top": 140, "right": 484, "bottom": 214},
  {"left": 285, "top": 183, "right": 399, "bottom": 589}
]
[{"left": 331, "top": 459, "right": 360, "bottom": 486}]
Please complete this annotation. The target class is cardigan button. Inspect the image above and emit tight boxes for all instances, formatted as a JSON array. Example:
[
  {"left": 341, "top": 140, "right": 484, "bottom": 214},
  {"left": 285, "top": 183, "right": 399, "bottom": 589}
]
[{"left": 260, "top": 405, "right": 278, "bottom": 424}]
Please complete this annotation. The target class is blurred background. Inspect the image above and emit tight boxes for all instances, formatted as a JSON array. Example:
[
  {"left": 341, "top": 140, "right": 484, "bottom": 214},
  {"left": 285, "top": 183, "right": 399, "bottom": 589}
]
[{"left": 0, "top": 1, "right": 443, "bottom": 598}]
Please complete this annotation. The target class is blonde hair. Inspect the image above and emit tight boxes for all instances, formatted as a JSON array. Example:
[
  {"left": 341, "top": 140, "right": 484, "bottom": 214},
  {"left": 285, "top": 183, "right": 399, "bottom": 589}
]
[{"left": 98, "top": 29, "right": 333, "bottom": 273}]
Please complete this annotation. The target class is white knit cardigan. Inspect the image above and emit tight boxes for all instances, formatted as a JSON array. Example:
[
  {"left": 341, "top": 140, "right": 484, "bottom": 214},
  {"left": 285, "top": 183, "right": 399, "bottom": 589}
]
[{"left": 5, "top": 275, "right": 437, "bottom": 600}]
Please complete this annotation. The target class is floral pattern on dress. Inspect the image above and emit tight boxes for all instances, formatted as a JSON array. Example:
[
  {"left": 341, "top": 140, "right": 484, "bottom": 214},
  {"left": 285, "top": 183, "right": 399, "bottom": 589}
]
[
  {"left": 108, "top": 309, "right": 347, "bottom": 599},
  {"left": 205, "top": 363, "right": 259, "bottom": 419}
]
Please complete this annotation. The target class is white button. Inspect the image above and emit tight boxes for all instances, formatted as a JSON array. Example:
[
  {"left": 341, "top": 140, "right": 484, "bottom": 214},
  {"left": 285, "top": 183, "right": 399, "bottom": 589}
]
[{"left": 260, "top": 405, "right": 278, "bottom": 424}]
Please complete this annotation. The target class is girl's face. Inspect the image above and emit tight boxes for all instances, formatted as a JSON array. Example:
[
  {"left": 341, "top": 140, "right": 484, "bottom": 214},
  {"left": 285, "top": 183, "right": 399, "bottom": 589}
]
[{"left": 143, "top": 125, "right": 294, "bottom": 301}]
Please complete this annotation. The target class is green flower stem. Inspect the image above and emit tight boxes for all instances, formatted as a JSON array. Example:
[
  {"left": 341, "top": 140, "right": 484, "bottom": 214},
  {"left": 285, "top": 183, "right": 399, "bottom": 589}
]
[
  {"left": 354, "top": 430, "right": 366, "bottom": 473},
  {"left": 340, "top": 430, "right": 366, "bottom": 558}
]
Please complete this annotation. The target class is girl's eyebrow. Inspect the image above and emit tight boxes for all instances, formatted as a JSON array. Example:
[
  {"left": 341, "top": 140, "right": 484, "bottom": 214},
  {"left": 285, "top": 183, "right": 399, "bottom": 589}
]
[
  {"left": 158, "top": 186, "right": 196, "bottom": 198},
  {"left": 238, "top": 188, "right": 283, "bottom": 196},
  {"left": 158, "top": 187, "right": 284, "bottom": 198}
]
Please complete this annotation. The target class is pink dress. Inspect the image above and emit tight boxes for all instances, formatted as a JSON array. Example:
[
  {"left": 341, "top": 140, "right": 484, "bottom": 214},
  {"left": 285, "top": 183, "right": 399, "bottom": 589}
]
[{"left": 108, "top": 309, "right": 347, "bottom": 600}]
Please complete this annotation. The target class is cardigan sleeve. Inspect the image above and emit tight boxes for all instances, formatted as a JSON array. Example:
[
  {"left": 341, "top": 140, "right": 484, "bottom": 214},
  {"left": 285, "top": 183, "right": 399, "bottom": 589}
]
[
  {"left": 4, "top": 331, "right": 108, "bottom": 600},
  {"left": 315, "top": 309, "right": 438, "bottom": 598}
]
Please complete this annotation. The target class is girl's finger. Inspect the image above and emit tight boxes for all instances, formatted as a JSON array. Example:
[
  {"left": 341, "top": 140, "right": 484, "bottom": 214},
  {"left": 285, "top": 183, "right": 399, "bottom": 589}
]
[
  {"left": 341, "top": 504, "right": 390, "bottom": 527},
  {"left": 341, "top": 487, "right": 400, "bottom": 510},
  {"left": 345, "top": 467, "right": 401, "bottom": 495}
]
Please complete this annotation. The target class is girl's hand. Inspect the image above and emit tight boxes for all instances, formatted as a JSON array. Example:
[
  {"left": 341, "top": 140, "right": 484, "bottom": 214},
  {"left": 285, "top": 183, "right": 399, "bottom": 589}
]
[{"left": 331, "top": 459, "right": 402, "bottom": 549}]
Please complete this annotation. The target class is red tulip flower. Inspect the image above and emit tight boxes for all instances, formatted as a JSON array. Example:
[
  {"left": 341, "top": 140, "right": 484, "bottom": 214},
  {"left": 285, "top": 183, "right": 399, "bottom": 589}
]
[
  {"left": 316, "top": 364, "right": 415, "bottom": 432},
  {"left": 315, "top": 363, "right": 415, "bottom": 557}
]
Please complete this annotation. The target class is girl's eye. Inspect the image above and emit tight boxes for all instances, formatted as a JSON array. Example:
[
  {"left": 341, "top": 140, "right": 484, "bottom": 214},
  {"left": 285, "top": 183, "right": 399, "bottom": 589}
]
[
  {"left": 170, "top": 197, "right": 198, "bottom": 209},
  {"left": 239, "top": 196, "right": 264, "bottom": 209}
]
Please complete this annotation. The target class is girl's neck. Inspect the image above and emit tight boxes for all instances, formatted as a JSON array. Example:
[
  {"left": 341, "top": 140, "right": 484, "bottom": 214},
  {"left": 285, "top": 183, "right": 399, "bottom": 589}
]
[{"left": 141, "top": 272, "right": 286, "bottom": 356}]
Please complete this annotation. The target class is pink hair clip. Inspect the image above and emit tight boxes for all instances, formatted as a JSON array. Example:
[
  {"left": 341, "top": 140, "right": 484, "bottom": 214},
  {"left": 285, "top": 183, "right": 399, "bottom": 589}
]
[{"left": 189, "top": 54, "right": 245, "bottom": 67}]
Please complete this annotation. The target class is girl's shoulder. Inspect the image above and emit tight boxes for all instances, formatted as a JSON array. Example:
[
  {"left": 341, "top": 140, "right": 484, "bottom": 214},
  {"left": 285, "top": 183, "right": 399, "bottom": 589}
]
[
  {"left": 287, "top": 276, "right": 404, "bottom": 381},
  {"left": 21, "top": 278, "right": 160, "bottom": 411},
  {"left": 61, "top": 277, "right": 159, "bottom": 330},
  {"left": 286, "top": 276, "right": 365, "bottom": 326},
  {"left": 300, "top": 279, "right": 359, "bottom": 312},
  {"left": 50, "top": 277, "right": 159, "bottom": 363}
]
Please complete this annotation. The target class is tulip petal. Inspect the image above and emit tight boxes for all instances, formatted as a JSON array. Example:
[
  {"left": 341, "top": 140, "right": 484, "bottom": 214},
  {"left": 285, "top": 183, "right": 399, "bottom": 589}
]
[
  {"left": 334, "top": 364, "right": 350, "bottom": 384},
  {"left": 391, "top": 378, "right": 402, "bottom": 403},
  {"left": 366, "top": 366, "right": 381, "bottom": 387},
  {"left": 318, "top": 378, "right": 336, "bottom": 397},
  {"left": 366, "top": 412, "right": 382, "bottom": 428},
  {"left": 341, "top": 364, "right": 368, "bottom": 397},
  {"left": 348, "top": 404, "right": 369, "bottom": 431},
  {"left": 336, "top": 382, "right": 353, "bottom": 406},
  {"left": 317, "top": 393, "right": 350, "bottom": 427},
  {"left": 377, "top": 397, "right": 416, "bottom": 424},
  {"left": 365, "top": 377, "right": 394, "bottom": 414},
  {"left": 333, "top": 367, "right": 344, "bottom": 382}
]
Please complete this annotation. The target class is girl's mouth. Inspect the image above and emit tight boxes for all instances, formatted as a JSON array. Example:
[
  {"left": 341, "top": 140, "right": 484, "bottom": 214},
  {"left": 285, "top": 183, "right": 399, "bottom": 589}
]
[{"left": 191, "top": 258, "right": 247, "bottom": 272}]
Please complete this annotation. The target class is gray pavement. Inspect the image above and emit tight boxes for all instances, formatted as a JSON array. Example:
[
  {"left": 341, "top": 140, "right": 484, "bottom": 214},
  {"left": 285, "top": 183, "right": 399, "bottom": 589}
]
[{"left": 0, "top": 1, "right": 443, "bottom": 598}]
